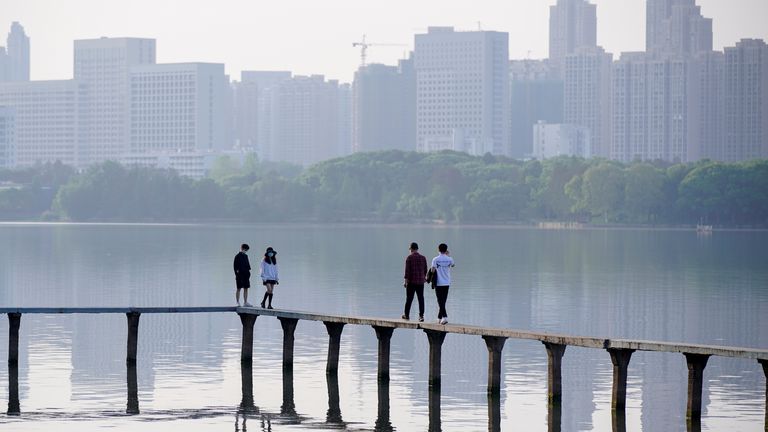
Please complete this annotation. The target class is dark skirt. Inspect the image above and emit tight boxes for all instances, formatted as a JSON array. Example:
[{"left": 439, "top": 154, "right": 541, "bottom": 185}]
[{"left": 263, "top": 279, "right": 278, "bottom": 286}]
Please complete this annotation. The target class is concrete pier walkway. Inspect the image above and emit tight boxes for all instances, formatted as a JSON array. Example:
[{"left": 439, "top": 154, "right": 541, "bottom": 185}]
[{"left": 2, "top": 306, "right": 766, "bottom": 428}]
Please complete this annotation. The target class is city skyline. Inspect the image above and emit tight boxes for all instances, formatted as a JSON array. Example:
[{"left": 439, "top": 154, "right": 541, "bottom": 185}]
[{"left": 3, "top": 0, "right": 767, "bottom": 84}]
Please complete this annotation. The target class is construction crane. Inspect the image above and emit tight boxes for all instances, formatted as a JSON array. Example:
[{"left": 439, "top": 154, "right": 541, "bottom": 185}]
[{"left": 352, "top": 35, "right": 407, "bottom": 67}]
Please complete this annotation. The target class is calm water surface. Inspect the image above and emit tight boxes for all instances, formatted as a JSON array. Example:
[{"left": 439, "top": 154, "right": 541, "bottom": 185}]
[{"left": 0, "top": 223, "right": 766, "bottom": 431}]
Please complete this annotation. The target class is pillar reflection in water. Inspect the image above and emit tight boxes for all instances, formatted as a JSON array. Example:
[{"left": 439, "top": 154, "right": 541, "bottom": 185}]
[
  {"left": 428, "top": 386, "right": 441, "bottom": 432},
  {"left": 236, "top": 363, "right": 259, "bottom": 432},
  {"left": 281, "top": 368, "right": 298, "bottom": 420},
  {"left": 611, "top": 409, "right": 626, "bottom": 432},
  {"left": 547, "top": 400, "right": 561, "bottom": 432},
  {"left": 8, "top": 363, "right": 20, "bottom": 415},
  {"left": 487, "top": 392, "right": 501, "bottom": 432},
  {"left": 374, "top": 380, "right": 393, "bottom": 432},
  {"left": 326, "top": 373, "right": 343, "bottom": 424},
  {"left": 126, "top": 363, "right": 139, "bottom": 415}
]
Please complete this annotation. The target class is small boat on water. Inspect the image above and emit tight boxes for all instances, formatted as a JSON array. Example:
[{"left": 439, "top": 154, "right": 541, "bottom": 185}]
[{"left": 696, "top": 224, "right": 713, "bottom": 233}]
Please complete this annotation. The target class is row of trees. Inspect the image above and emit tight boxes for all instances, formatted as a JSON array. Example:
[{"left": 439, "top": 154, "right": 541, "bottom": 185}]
[{"left": 2, "top": 152, "right": 766, "bottom": 226}]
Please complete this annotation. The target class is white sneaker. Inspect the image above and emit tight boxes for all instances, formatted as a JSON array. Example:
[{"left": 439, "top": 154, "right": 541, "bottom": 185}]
[
  {"left": 440, "top": 317, "right": 448, "bottom": 325},
  {"left": 243, "top": 302, "right": 253, "bottom": 307}
]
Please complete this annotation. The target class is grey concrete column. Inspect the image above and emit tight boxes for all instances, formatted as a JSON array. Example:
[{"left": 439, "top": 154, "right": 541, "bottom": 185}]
[
  {"left": 8, "top": 313, "right": 21, "bottom": 365},
  {"left": 483, "top": 336, "right": 507, "bottom": 394},
  {"left": 126, "top": 312, "right": 141, "bottom": 364},
  {"left": 127, "top": 362, "right": 139, "bottom": 415},
  {"left": 543, "top": 342, "right": 567, "bottom": 404},
  {"left": 488, "top": 391, "right": 501, "bottom": 432},
  {"left": 685, "top": 353, "right": 710, "bottom": 418},
  {"left": 608, "top": 348, "right": 634, "bottom": 410},
  {"left": 238, "top": 313, "right": 258, "bottom": 363},
  {"left": 373, "top": 326, "right": 395, "bottom": 382},
  {"left": 424, "top": 329, "right": 447, "bottom": 388},
  {"left": 278, "top": 317, "right": 299, "bottom": 370},
  {"left": 323, "top": 322, "right": 345, "bottom": 375},
  {"left": 7, "top": 362, "right": 19, "bottom": 415},
  {"left": 759, "top": 359, "right": 767, "bottom": 432}
]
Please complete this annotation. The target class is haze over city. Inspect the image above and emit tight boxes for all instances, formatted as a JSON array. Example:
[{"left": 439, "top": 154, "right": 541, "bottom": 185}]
[{"left": 4, "top": 0, "right": 768, "bottom": 82}]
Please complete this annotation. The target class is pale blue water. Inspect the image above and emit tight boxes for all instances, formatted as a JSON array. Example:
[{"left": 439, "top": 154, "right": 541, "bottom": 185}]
[{"left": 0, "top": 223, "right": 766, "bottom": 431}]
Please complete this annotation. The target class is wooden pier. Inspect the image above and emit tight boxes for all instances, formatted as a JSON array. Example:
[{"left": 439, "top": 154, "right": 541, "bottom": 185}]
[{"left": 2, "top": 306, "right": 767, "bottom": 430}]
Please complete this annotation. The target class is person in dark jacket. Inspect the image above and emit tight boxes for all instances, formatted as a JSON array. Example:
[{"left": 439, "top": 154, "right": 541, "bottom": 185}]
[
  {"left": 402, "top": 242, "right": 428, "bottom": 322},
  {"left": 233, "top": 243, "right": 252, "bottom": 306}
]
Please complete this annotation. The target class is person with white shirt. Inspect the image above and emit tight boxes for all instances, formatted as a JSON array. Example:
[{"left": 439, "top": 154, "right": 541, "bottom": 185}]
[
  {"left": 431, "top": 243, "right": 455, "bottom": 324},
  {"left": 259, "top": 246, "right": 279, "bottom": 309}
]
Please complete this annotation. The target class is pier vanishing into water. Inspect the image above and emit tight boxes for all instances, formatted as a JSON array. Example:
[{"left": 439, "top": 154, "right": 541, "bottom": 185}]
[{"left": 2, "top": 307, "right": 767, "bottom": 431}]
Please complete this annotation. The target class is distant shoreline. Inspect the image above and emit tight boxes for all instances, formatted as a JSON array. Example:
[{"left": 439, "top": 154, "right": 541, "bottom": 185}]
[{"left": 1, "top": 220, "right": 766, "bottom": 232}]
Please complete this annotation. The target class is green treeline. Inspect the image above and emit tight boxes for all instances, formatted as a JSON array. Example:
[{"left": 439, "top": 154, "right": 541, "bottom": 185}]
[{"left": 1, "top": 151, "right": 767, "bottom": 226}]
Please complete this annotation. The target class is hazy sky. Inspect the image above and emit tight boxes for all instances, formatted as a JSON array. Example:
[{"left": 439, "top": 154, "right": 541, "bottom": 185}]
[{"left": 3, "top": 0, "right": 767, "bottom": 83}]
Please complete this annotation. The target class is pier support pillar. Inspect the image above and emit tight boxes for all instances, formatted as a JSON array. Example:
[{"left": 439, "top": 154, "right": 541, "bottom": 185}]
[
  {"left": 543, "top": 342, "right": 567, "bottom": 404},
  {"left": 323, "top": 322, "right": 345, "bottom": 375},
  {"left": 483, "top": 336, "right": 507, "bottom": 394},
  {"left": 424, "top": 329, "right": 447, "bottom": 388},
  {"left": 373, "top": 326, "right": 394, "bottom": 382},
  {"left": 608, "top": 348, "right": 634, "bottom": 410},
  {"left": 8, "top": 313, "right": 20, "bottom": 366},
  {"left": 278, "top": 318, "right": 298, "bottom": 371},
  {"left": 685, "top": 353, "right": 710, "bottom": 418},
  {"left": 760, "top": 359, "right": 768, "bottom": 432},
  {"left": 126, "top": 312, "right": 141, "bottom": 365},
  {"left": 238, "top": 313, "right": 258, "bottom": 363}
]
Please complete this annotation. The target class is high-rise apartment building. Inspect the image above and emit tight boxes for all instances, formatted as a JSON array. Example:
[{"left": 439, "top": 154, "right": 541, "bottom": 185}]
[
  {"left": 259, "top": 75, "right": 343, "bottom": 166},
  {"left": 233, "top": 71, "right": 291, "bottom": 153},
  {"left": 723, "top": 39, "right": 768, "bottom": 161},
  {"left": 611, "top": 52, "right": 702, "bottom": 162},
  {"left": 414, "top": 27, "right": 510, "bottom": 156},
  {"left": 129, "top": 63, "right": 231, "bottom": 155},
  {"left": 509, "top": 59, "right": 564, "bottom": 158},
  {"left": 564, "top": 46, "right": 612, "bottom": 158},
  {"left": 549, "top": 0, "right": 597, "bottom": 71},
  {"left": 74, "top": 37, "right": 155, "bottom": 165},
  {"left": 0, "top": 106, "right": 14, "bottom": 168},
  {"left": 337, "top": 83, "right": 353, "bottom": 158},
  {"left": 646, "top": 0, "right": 712, "bottom": 57},
  {"left": 352, "top": 57, "right": 416, "bottom": 153},
  {"left": 0, "top": 80, "right": 82, "bottom": 167}
]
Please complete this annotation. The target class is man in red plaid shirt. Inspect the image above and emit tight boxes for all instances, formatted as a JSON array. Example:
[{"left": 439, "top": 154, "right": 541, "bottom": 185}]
[{"left": 402, "top": 242, "right": 428, "bottom": 322}]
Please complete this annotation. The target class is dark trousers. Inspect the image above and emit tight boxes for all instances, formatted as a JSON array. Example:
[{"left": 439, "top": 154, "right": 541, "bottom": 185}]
[
  {"left": 435, "top": 286, "right": 449, "bottom": 319},
  {"left": 404, "top": 283, "right": 425, "bottom": 318}
]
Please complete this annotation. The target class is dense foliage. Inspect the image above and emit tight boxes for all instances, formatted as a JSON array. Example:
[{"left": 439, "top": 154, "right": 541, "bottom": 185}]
[{"left": 1, "top": 152, "right": 767, "bottom": 226}]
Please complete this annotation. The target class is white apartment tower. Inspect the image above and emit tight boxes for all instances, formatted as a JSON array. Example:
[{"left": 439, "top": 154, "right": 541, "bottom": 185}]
[
  {"left": 549, "top": 0, "right": 597, "bottom": 71},
  {"left": 74, "top": 37, "right": 156, "bottom": 165},
  {"left": 414, "top": 27, "right": 510, "bottom": 156},
  {"left": 0, "top": 80, "right": 82, "bottom": 167},
  {"left": 233, "top": 71, "right": 291, "bottom": 154},
  {"left": 129, "top": 63, "right": 232, "bottom": 155},
  {"left": 647, "top": 0, "right": 712, "bottom": 57},
  {"left": 259, "top": 75, "right": 342, "bottom": 165},
  {"left": 564, "top": 46, "right": 612, "bottom": 158},
  {"left": 611, "top": 52, "right": 702, "bottom": 162},
  {"left": 723, "top": 39, "right": 768, "bottom": 161},
  {"left": 533, "top": 122, "right": 591, "bottom": 159}
]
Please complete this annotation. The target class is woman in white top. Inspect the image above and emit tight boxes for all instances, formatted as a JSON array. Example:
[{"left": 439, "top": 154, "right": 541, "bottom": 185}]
[{"left": 259, "top": 246, "right": 279, "bottom": 309}]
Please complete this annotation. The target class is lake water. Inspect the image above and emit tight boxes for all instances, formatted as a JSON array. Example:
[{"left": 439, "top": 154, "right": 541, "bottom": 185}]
[{"left": 0, "top": 223, "right": 766, "bottom": 431}]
